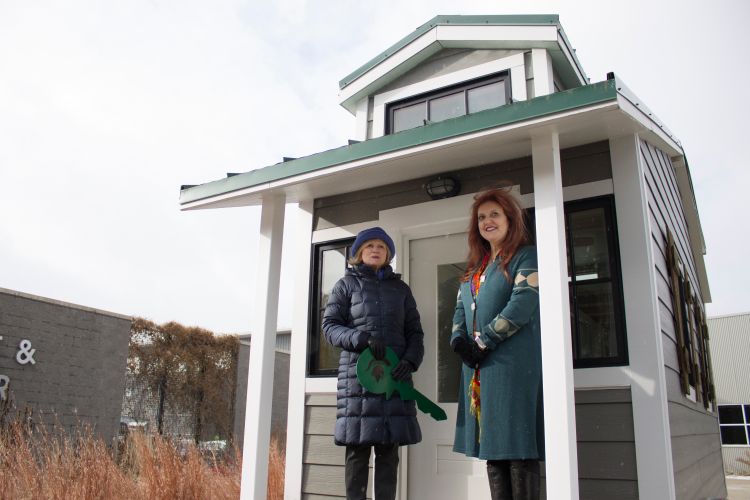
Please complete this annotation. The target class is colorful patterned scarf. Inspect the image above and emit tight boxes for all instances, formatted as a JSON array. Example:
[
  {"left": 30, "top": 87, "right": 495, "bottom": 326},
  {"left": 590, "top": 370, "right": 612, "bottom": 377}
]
[{"left": 469, "top": 254, "right": 490, "bottom": 438}]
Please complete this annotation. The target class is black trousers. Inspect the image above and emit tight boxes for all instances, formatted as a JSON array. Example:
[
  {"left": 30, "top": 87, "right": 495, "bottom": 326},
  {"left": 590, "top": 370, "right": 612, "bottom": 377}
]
[{"left": 345, "top": 444, "right": 399, "bottom": 500}]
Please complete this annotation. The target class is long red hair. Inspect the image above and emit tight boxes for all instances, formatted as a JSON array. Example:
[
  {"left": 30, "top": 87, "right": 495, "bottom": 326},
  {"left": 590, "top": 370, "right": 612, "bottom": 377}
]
[{"left": 462, "top": 187, "right": 529, "bottom": 282}]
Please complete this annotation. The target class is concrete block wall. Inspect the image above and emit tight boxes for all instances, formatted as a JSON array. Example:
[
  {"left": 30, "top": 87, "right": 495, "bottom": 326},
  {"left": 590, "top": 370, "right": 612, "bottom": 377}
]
[{"left": 0, "top": 287, "right": 131, "bottom": 443}]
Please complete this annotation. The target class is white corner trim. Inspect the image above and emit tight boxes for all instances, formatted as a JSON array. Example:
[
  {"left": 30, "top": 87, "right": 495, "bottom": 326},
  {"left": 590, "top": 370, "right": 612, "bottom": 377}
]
[
  {"left": 610, "top": 134, "right": 676, "bottom": 500},
  {"left": 354, "top": 98, "right": 369, "bottom": 140},
  {"left": 531, "top": 48, "right": 554, "bottom": 97},
  {"left": 371, "top": 53, "right": 526, "bottom": 138},
  {"left": 510, "top": 62, "right": 528, "bottom": 103}
]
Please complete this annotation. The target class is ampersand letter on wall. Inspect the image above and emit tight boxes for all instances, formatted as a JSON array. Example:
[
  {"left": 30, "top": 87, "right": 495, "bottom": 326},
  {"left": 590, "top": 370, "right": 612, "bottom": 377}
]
[{"left": 16, "top": 339, "right": 36, "bottom": 365}]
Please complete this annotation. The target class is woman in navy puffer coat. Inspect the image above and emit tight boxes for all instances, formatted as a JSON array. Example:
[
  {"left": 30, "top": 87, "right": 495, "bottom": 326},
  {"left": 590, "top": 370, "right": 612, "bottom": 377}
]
[{"left": 323, "top": 227, "right": 424, "bottom": 500}]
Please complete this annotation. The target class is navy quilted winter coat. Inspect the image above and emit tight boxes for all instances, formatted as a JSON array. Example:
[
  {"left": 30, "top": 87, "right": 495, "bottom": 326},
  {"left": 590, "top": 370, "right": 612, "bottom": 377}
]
[{"left": 322, "top": 263, "right": 424, "bottom": 446}]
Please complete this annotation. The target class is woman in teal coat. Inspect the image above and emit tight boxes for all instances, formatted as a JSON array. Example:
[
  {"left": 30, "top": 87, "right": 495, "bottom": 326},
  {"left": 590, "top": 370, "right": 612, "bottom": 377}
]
[{"left": 450, "top": 187, "right": 544, "bottom": 500}]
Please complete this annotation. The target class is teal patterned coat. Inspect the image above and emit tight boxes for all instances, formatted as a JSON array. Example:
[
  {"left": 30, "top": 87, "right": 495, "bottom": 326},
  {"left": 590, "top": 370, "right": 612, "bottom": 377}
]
[{"left": 451, "top": 245, "right": 545, "bottom": 460}]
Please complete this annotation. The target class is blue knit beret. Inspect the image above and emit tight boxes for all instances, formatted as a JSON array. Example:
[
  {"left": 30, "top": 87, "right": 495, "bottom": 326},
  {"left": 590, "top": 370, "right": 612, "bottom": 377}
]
[{"left": 350, "top": 226, "right": 396, "bottom": 259}]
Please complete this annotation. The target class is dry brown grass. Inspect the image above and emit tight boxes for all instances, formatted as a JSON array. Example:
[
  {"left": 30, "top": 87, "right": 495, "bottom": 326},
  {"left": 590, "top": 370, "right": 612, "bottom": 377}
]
[{"left": 0, "top": 418, "right": 286, "bottom": 500}]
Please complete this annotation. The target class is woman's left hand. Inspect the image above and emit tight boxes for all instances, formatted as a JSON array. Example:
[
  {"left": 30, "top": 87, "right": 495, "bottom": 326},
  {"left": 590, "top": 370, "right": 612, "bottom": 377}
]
[{"left": 391, "top": 359, "right": 415, "bottom": 381}]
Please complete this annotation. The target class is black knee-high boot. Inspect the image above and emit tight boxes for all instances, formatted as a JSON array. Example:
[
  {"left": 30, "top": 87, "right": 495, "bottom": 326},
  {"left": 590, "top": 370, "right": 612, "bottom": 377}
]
[
  {"left": 486, "top": 460, "right": 512, "bottom": 500},
  {"left": 509, "top": 460, "right": 540, "bottom": 500}
]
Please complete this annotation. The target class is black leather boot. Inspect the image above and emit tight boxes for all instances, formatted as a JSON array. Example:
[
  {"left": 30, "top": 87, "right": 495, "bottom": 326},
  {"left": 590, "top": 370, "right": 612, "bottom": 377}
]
[
  {"left": 509, "top": 460, "right": 540, "bottom": 500},
  {"left": 487, "top": 460, "right": 512, "bottom": 500}
]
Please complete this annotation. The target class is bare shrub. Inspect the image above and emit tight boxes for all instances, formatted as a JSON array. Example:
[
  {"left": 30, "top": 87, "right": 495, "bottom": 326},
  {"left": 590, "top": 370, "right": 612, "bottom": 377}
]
[
  {"left": 267, "top": 435, "right": 286, "bottom": 500},
  {"left": 0, "top": 415, "right": 289, "bottom": 500}
]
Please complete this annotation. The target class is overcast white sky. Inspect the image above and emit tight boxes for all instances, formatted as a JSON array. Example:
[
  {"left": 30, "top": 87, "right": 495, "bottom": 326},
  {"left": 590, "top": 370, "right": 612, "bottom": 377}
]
[{"left": 1, "top": 0, "right": 748, "bottom": 333}]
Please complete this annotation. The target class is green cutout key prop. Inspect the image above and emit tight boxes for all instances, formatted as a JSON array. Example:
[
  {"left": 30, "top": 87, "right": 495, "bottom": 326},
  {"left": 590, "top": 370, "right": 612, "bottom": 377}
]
[{"left": 356, "top": 347, "right": 447, "bottom": 421}]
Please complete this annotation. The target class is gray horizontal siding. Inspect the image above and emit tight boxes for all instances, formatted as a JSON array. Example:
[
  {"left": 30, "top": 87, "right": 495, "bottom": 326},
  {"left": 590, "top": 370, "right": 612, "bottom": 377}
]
[
  {"left": 640, "top": 138, "right": 725, "bottom": 500},
  {"left": 572, "top": 389, "right": 638, "bottom": 499},
  {"left": 299, "top": 389, "right": 637, "bottom": 499},
  {"left": 302, "top": 394, "right": 358, "bottom": 499},
  {"left": 314, "top": 141, "right": 612, "bottom": 230}
]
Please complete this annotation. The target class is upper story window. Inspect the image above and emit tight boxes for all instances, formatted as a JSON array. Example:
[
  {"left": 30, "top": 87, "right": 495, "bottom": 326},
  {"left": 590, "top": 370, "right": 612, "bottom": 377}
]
[{"left": 386, "top": 72, "right": 510, "bottom": 134}]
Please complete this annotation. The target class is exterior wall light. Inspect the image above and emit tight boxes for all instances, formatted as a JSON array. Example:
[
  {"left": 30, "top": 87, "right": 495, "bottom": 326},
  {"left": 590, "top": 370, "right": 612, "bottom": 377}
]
[{"left": 424, "top": 175, "right": 461, "bottom": 200}]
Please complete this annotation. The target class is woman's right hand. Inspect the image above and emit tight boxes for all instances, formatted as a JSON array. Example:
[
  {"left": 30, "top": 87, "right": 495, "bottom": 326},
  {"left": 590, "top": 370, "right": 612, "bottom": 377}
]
[
  {"left": 367, "top": 335, "right": 386, "bottom": 360},
  {"left": 451, "top": 336, "right": 486, "bottom": 369}
]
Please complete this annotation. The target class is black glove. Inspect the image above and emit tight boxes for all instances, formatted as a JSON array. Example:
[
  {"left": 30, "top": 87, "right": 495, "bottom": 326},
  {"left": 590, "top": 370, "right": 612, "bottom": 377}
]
[
  {"left": 451, "top": 336, "right": 486, "bottom": 369},
  {"left": 368, "top": 335, "right": 386, "bottom": 360},
  {"left": 391, "top": 359, "right": 414, "bottom": 381}
]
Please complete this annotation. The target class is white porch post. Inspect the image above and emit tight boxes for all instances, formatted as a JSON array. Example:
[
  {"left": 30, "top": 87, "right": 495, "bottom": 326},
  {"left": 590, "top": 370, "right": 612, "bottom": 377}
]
[
  {"left": 241, "top": 193, "right": 286, "bottom": 500},
  {"left": 610, "top": 135, "right": 676, "bottom": 499},
  {"left": 532, "top": 131, "right": 579, "bottom": 500},
  {"left": 284, "top": 200, "right": 314, "bottom": 500}
]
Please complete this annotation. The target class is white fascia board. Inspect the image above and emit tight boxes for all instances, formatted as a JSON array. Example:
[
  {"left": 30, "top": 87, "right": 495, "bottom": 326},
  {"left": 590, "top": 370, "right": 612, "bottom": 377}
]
[
  {"left": 672, "top": 157, "right": 712, "bottom": 302},
  {"left": 180, "top": 181, "right": 272, "bottom": 210},
  {"left": 435, "top": 24, "right": 557, "bottom": 44},
  {"left": 338, "top": 28, "right": 440, "bottom": 112},
  {"left": 312, "top": 220, "right": 379, "bottom": 244},
  {"left": 616, "top": 93, "right": 683, "bottom": 156},
  {"left": 556, "top": 32, "right": 587, "bottom": 85},
  {"left": 371, "top": 52, "right": 526, "bottom": 138}
]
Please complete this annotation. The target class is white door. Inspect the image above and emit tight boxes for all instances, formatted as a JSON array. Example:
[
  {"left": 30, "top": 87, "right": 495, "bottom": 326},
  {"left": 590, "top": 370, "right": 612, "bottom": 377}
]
[{"left": 407, "top": 232, "right": 490, "bottom": 499}]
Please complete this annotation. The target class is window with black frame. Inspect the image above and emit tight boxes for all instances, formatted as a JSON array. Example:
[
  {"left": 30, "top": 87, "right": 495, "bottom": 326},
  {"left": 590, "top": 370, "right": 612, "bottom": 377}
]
[
  {"left": 526, "top": 195, "right": 628, "bottom": 368},
  {"left": 308, "top": 238, "right": 355, "bottom": 376},
  {"left": 386, "top": 72, "right": 511, "bottom": 134},
  {"left": 718, "top": 404, "right": 750, "bottom": 445}
]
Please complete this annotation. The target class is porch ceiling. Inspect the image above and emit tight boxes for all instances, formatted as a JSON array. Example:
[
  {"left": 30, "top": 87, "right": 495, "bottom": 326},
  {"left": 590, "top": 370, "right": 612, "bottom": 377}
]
[{"left": 179, "top": 77, "right": 682, "bottom": 211}]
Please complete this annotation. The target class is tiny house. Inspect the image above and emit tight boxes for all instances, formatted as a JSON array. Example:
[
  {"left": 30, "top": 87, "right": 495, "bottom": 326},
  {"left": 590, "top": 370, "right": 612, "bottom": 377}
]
[{"left": 179, "top": 15, "right": 725, "bottom": 500}]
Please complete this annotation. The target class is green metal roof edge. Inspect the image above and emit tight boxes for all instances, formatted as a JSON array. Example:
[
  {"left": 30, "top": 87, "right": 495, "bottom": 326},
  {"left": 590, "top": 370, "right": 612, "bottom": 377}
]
[
  {"left": 338, "top": 14, "right": 561, "bottom": 90},
  {"left": 179, "top": 79, "right": 616, "bottom": 206},
  {"left": 555, "top": 21, "right": 588, "bottom": 83}
]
